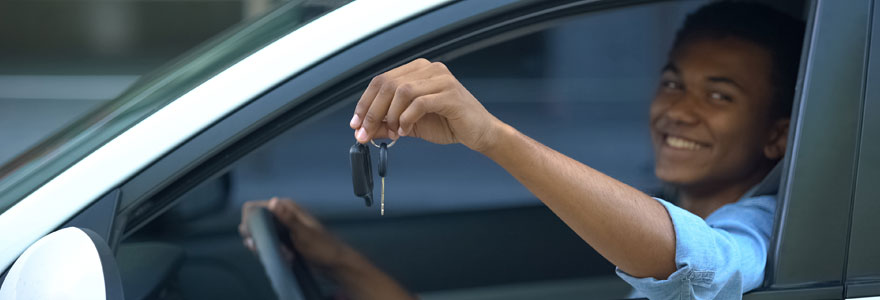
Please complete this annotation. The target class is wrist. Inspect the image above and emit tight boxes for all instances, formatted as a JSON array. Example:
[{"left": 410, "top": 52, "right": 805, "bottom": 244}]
[{"left": 476, "top": 119, "right": 513, "bottom": 157}]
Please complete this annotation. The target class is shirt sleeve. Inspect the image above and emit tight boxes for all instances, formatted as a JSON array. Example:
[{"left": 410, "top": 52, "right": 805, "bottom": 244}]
[{"left": 615, "top": 195, "right": 776, "bottom": 300}]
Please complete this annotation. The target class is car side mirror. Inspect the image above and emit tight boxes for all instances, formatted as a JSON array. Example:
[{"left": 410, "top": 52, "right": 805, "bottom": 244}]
[{"left": 0, "top": 227, "right": 124, "bottom": 300}]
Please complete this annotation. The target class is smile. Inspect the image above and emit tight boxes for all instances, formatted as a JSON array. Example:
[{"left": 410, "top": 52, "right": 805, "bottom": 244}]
[{"left": 664, "top": 135, "right": 708, "bottom": 151}]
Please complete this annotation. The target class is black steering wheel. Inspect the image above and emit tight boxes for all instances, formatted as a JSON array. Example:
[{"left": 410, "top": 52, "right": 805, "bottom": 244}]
[{"left": 245, "top": 206, "right": 323, "bottom": 300}]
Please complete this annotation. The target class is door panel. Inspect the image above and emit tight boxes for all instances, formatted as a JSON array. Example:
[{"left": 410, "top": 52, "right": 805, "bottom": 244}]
[
  {"left": 766, "top": 0, "right": 871, "bottom": 288},
  {"left": 846, "top": 0, "right": 880, "bottom": 298}
]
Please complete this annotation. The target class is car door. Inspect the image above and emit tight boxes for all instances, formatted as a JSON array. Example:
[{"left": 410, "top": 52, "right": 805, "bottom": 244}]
[
  {"left": 844, "top": 1, "right": 880, "bottom": 299},
  {"left": 745, "top": 0, "right": 876, "bottom": 299}
]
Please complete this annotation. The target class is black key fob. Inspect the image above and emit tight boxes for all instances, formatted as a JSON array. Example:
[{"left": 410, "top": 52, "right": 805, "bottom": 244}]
[{"left": 349, "top": 142, "right": 373, "bottom": 206}]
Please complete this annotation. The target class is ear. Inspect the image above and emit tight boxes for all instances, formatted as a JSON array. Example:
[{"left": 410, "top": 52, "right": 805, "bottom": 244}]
[{"left": 763, "top": 118, "right": 790, "bottom": 160}]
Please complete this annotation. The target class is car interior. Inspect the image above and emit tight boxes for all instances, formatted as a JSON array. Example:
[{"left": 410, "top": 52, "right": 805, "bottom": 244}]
[{"left": 109, "top": 0, "right": 809, "bottom": 299}]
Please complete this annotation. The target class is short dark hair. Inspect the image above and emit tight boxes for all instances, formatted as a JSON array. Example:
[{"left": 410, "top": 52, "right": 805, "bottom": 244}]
[{"left": 672, "top": 1, "right": 806, "bottom": 119}]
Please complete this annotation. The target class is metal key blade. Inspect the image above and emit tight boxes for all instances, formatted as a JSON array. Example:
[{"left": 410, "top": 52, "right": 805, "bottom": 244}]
[{"left": 379, "top": 142, "right": 388, "bottom": 216}]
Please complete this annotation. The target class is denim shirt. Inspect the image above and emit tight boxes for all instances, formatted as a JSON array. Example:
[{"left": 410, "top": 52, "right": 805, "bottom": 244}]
[{"left": 616, "top": 194, "right": 776, "bottom": 300}]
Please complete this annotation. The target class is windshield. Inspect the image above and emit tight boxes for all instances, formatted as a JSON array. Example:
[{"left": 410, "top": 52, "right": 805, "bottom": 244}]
[{"left": 0, "top": 0, "right": 351, "bottom": 213}]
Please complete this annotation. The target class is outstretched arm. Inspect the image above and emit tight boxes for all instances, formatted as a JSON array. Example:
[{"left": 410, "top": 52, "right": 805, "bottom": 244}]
[
  {"left": 481, "top": 123, "right": 676, "bottom": 279},
  {"left": 351, "top": 58, "right": 676, "bottom": 279}
]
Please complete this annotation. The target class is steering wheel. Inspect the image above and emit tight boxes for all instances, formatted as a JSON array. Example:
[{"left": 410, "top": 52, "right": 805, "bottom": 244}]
[{"left": 245, "top": 206, "right": 323, "bottom": 300}]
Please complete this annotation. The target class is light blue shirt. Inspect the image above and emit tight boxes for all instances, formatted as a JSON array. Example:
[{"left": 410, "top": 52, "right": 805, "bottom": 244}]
[{"left": 616, "top": 194, "right": 776, "bottom": 300}]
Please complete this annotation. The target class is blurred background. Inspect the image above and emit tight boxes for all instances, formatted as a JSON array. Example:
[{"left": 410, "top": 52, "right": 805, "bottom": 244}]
[{"left": 0, "top": 0, "right": 294, "bottom": 166}]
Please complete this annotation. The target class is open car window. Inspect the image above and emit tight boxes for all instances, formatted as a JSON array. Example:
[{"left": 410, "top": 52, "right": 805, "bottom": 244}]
[
  {"left": 122, "top": 1, "right": 723, "bottom": 299},
  {"left": 230, "top": 1, "right": 709, "bottom": 219}
]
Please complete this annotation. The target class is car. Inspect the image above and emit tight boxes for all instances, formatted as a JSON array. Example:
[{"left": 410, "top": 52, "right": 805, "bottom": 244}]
[{"left": 0, "top": 0, "right": 877, "bottom": 299}]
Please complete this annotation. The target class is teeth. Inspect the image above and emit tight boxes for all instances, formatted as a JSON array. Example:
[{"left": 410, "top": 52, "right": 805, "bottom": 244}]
[{"left": 666, "top": 136, "right": 703, "bottom": 150}]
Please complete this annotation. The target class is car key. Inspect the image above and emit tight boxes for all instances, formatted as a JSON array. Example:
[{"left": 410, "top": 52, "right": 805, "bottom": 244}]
[
  {"left": 349, "top": 142, "right": 373, "bottom": 206},
  {"left": 378, "top": 142, "right": 388, "bottom": 216}
]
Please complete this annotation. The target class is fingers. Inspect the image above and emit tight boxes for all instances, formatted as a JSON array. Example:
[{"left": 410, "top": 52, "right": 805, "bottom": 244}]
[
  {"left": 268, "top": 197, "right": 321, "bottom": 236},
  {"left": 240, "top": 199, "right": 269, "bottom": 238},
  {"left": 398, "top": 93, "right": 445, "bottom": 136},
  {"left": 243, "top": 238, "right": 255, "bottom": 252},
  {"left": 352, "top": 58, "right": 430, "bottom": 130},
  {"left": 358, "top": 77, "right": 397, "bottom": 142},
  {"left": 240, "top": 197, "right": 322, "bottom": 255},
  {"left": 241, "top": 197, "right": 314, "bottom": 241},
  {"left": 240, "top": 197, "right": 276, "bottom": 253},
  {"left": 385, "top": 76, "right": 447, "bottom": 133},
  {"left": 353, "top": 74, "right": 445, "bottom": 142},
  {"left": 354, "top": 59, "right": 450, "bottom": 143},
  {"left": 355, "top": 123, "right": 396, "bottom": 141}
]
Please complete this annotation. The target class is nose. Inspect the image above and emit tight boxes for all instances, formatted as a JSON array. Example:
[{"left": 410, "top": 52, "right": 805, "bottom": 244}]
[{"left": 662, "top": 92, "right": 700, "bottom": 126}]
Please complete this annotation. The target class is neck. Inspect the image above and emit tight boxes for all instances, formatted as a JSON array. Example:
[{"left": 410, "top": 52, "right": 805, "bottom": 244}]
[{"left": 677, "top": 164, "right": 773, "bottom": 219}]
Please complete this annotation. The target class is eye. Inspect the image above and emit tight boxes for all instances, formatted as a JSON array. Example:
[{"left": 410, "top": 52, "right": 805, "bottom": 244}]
[
  {"left": 709, "top": 91, "right": 733, "bottom": 102},
  {"left": 661, "top": 80, "right": 682, "bottom": 90}
]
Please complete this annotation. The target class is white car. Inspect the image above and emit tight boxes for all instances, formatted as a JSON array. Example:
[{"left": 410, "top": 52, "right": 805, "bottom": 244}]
[{"left": 0, "top": 0, "right": 877, "bottom": 299}]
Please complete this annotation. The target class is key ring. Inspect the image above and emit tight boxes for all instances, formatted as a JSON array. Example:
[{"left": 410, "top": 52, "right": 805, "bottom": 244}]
[{"left": 370, "top": 139, "right": 397, "bottom": 148}]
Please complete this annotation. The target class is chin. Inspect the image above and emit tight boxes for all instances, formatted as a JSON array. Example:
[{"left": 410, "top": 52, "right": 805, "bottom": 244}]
[{"left": 654, "top": 165, "right": 702, "bottom": 187}]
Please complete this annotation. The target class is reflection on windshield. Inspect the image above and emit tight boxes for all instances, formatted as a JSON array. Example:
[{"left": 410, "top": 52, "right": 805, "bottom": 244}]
[{"left": 0, "top": 1, "right": 351, "bottom": 213}]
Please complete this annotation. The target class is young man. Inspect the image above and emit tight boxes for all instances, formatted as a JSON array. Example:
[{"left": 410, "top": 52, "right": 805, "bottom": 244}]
[{"left": 240, "top": 2, "right": 805, "bottom": 299}]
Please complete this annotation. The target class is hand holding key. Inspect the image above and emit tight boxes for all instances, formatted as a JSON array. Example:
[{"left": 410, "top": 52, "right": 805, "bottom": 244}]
[{"left": 349, "top": 58, "right": 505, "bottom": 153}]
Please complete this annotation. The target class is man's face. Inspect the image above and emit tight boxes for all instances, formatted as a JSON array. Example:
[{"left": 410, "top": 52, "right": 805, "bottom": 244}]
[{"left": 650, "top": 36, "right": 780, "bottom": 189}]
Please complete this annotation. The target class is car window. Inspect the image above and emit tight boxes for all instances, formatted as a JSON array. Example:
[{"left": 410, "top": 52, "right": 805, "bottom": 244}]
[
  {"left": 0, "top": 0, "right": 351, "bottom": 214},
  {"left": 123, "top": 1, "right": 714, "bottom": 299},
  {"left": 229, "top": 1, "right": 706, "bottom": 219}
]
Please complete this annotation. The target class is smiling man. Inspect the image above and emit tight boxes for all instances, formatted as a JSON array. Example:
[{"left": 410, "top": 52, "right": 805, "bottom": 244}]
[{"left": 241, "top": 2, "right": 805, "bottom": 299}]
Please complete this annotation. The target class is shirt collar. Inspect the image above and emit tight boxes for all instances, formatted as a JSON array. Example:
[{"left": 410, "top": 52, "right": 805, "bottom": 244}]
[{"left": 742, "top": 162, "right": 783, "bottom": 199}]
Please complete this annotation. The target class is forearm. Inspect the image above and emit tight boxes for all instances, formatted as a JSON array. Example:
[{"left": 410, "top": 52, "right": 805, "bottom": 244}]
[
  {"left": 329, "top": 249, "right": 416, "bottom": 300},
  {"left": 481, "top": 122, "right": 677, "bottom": 279}
]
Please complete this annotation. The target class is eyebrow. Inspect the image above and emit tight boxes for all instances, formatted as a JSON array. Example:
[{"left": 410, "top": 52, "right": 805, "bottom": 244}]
[
  {"left": 661, "top": 63, "right": 679, "bottom": 74},
  {"left": 707, "top": 76, "right": 745, "bottom": 91},
  {"left": 661, "top": 62, "right": 746, "bottom": 91}
]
